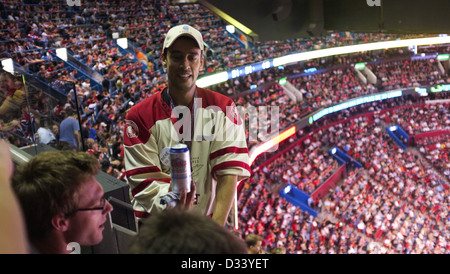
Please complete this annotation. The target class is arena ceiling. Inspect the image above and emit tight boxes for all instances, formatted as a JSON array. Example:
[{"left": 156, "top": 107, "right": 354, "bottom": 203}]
[{"left": 199, "top": 0, "right": 450, "bottom": 42}]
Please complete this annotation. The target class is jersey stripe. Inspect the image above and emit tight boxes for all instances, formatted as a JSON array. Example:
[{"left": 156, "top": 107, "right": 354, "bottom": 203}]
[
  {"left": 125, "top": 166, "right": 161, "bottom": 178},
  {"left": 210, "top": 146, "right": 249, "bottom": 161},
  {"left": 133, "top": 210, "right": 150, "bottom": 219},
  {"left": 212, "top": 160, "right": 251, "bottom": 175},
  {"left": 131, "top": 178, "right": 171, "bottom": 197}
]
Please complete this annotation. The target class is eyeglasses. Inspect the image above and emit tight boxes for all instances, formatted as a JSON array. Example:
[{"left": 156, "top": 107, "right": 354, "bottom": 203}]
[{"left": 76, "top": 197, "right": 107, "bottom": 212}]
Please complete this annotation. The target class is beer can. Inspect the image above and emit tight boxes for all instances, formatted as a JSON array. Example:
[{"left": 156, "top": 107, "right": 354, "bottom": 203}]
[{"left": 169, "top": 143, "right": 191, "bottom": 194}]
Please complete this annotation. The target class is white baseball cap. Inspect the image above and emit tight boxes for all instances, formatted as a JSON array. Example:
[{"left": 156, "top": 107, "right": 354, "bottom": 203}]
[{"left": 163, "top": 24, "right": 204, "bottom": 52}]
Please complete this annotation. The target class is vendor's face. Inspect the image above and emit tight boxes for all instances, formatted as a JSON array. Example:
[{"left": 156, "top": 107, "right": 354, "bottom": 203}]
[{"left": 162, "top": 37, "right": 204, "bottom": 94}]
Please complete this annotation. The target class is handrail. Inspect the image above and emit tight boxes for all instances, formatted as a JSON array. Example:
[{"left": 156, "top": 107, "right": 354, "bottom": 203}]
[
  {"left": 9, "top": 144, "right": 32, "bottom": 165},
  {"left": 14, "top": 65, "right": 68, "bottom": 102},
  {"left": 65, "top": 52, "right": 104, "bottom": 84}
]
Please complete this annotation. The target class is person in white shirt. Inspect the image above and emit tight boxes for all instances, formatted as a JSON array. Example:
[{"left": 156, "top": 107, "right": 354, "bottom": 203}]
[{"left": 35, "top": 117, "right": 57, "bottom": 146}]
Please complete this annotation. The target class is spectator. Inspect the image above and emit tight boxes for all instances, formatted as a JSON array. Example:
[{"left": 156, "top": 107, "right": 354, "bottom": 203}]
[
  {"left": 268, "top": 247, "right": 286, "bottom": 254},
  {"left": 0, "top": 76, "right": 25, "bottom": 120},
  {"left": 245, "top": 234, "right": 263, "bottom": 254},
  {"left": 85, "top": 138, "right": 99, "bottom": 155},
  {"left": 58, "top": 108, "right": 81, "bottom": 151},
  {"left": 126, "top": 209, "right": 248, "bottom": 254},
  {"left": 51, "top": 123, "right": 60, "bottom": 145},
  {"left": 35, "top": 117, "right": 57, "bottom": 147},
  {"left": 11, "top": 150, "right": 113, "bottom": 254}
]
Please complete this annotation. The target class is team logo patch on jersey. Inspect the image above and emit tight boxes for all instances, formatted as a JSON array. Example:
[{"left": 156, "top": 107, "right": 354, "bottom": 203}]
[
  {"left": 125, "top": 120, "right": 139, "bottom": 139},
  {"left": 226, "top": 103, "right": 242, "bottom": 125}
]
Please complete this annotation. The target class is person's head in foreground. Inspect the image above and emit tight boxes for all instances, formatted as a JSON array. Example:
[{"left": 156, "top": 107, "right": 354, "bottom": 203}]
[
  {"left": 12, "top": 150, "right": 113, "bottom": 254},
  {"left": 126, "top": 209, "right": 248, "bottom": 254}
]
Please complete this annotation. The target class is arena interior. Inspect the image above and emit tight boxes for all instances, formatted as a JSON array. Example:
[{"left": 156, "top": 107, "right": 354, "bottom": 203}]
[{"left": 0, "top": 0, "right": 449, "bottom": 254}]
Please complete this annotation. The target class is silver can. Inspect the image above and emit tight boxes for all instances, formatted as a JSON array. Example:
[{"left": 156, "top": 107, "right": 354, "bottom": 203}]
[{"left": 169, "top": 143, "right": 191, "bottom": 194}]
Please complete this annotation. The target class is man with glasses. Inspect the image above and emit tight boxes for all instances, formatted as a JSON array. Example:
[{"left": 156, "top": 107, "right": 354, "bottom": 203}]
[{"left": 11, "top": 150, "right": 113, "bottom": 254}]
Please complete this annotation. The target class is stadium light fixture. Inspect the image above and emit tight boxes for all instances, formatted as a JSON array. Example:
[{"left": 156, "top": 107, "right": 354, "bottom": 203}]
[
  {"left": 117, "top": 38, "right": 128, "bottom": 49},
  {"left": 283, "top": 185, "right": 292, "bottom": 194},
  {"left": 198, "top": 0, "right": 257, "bottom": 38},
  {"left": 1, "top": 58, "right": 14, "bottom": 75},
  {"left": 198, "top": 35, "right": 450, "bottom": 88},
  {"left": 249, "top": 126, "right": 296, "bottom": 165},
  {"left": 273, "top": 36, "right": 450, "bottom": 67},
  {"left": 56, "top": 48, "right": 68, "bottom": 61},
  {"left": 196, "top": 71, "right": 229, "bottom": 88},
  {"left": 226, "top": 25, "right": 235, "bottom": 34}
]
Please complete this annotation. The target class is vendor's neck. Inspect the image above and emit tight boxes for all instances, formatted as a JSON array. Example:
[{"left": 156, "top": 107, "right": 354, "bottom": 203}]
[{"left": 168, "top": 87, "right": 196, "bottom": 107}]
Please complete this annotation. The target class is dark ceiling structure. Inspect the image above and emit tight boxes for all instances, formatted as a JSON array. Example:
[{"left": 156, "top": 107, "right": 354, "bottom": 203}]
[{"left": 199, "top": 0, "right": 450, "bottom": 42}]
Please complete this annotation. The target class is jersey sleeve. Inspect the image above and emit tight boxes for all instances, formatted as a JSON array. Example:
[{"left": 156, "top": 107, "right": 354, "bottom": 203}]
[
  {"left": 123, "top": 109, "right": 170, "bottom": 220},
  {"left": 210, "top": 100, "right": 251, "bottom": 180}
]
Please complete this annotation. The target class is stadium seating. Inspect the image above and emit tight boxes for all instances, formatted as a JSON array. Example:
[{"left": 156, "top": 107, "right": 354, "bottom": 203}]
[{"left": 1, "top": 0, "right": 449, "bottom": 254}]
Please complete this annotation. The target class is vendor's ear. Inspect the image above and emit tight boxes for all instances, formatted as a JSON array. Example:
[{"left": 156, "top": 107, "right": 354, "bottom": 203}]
[
  {"left": 161, "top": 52, "right": 167, "bottom": 67},
  {"left": 160, "top": 55, "right": 167, "bottom": 72},
  {"left": 199, "top": 52, "right": 205, "bottom": 72}
]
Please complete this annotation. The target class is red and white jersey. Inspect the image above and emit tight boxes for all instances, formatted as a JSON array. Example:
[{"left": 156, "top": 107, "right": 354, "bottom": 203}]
[{"left": 123, "top": 87, "right": 251, "bottom": 219}]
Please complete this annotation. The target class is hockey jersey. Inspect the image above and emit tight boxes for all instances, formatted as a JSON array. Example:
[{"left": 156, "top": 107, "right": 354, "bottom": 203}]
[{"left": 123, "top": 87, "right": 251, "bottom": 219}]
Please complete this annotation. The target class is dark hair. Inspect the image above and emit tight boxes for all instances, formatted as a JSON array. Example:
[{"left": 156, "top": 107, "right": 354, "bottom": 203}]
[
  {"left": 65, "top": 107, "right": 76, "bottom": 117},
  {"left": 126, "top": 209, "right": 248, "bottom": 254},
  {"left": 245, "top": 234, "right": 262, "bottom": 248},
  {"left": 11, "top": 151, "right": 99, "bottom": 241}
]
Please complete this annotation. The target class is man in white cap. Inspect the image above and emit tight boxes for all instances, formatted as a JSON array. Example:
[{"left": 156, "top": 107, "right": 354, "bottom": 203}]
[{"left": 123, "top": 24, "right": 250, "bottom": 226}]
